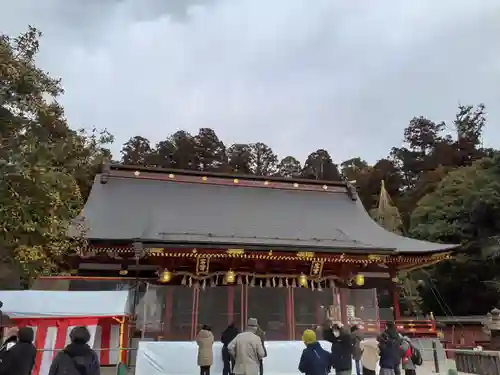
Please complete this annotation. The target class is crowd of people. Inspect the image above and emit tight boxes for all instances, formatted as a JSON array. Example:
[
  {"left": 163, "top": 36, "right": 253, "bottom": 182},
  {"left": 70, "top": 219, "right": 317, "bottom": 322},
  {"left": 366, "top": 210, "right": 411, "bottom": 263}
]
[
  {"left": 0, "top": 325, "right": 100, "bottom": 375},
  {"left": 0, "top": 315, "right": 421, "bottom": 375},
  {"left": 195, "top": 318, "right": 422, "bottom": 375}
]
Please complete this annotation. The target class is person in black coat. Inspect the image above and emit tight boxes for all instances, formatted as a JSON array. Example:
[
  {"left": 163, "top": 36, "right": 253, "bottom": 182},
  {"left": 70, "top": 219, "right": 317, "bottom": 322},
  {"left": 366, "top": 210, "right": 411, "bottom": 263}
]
[
  {"left": 0, "top": 326, "right": 36, "bottom": 375},
  {"left": 48, "top": 326, "right": 100, "bottom": 375},
  {"left": 321, "top": 321, "right": 353, "bottom": 375},
  {"left": 221, "top": 322, "right": 239, "bottom": 375},
  {"left": 377, "top": 323, "right": 402, "bottom": 375}
]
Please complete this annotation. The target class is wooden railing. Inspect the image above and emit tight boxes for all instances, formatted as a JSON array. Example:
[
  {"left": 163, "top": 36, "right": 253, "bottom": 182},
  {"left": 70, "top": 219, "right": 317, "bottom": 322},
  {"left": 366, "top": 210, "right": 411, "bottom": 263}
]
[
  {"left": 455, "top": 350, "right": 500, "bottom": 375},
  {"left": 348, "top": 319, "right": 437, "bottom": 336}
]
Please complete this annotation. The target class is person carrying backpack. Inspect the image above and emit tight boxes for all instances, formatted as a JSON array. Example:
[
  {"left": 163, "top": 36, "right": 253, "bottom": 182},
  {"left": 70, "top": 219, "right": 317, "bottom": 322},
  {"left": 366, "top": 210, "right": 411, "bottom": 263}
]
[
  {"left": 48, "top": 326, "right": 100, "bottom": 375},
  {"left": 400, "top": 336, "right": 421, "bottom": 375}
]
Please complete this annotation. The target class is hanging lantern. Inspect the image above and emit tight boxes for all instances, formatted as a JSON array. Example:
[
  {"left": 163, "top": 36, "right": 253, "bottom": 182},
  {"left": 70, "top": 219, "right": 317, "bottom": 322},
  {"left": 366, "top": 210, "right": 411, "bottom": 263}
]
[
  {"left": 226, "top": 270, "right": 236, "bottom": 284},
  {"left": 159, "top": 269, "right": 172, "bottom": 283},
  {"left": 354, "top": 273, "right": 365, "bottom": 286},
  {"left": 298, "top": 273, "right": 308, "bottom": 287}
]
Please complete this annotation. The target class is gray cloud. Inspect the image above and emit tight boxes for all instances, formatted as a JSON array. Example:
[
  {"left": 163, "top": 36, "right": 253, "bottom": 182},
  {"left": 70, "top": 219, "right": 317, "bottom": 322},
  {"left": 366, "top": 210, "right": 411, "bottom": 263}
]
[{"left": 1, "top": 0, "right": 499, "bottom": 163}]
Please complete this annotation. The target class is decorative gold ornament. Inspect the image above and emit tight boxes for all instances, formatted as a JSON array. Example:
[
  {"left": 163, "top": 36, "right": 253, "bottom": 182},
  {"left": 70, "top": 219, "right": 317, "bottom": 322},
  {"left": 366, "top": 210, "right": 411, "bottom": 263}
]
[
  {"left": 119, "top": 269, "right": 128, "bottom": 276},
  {"left": 310, "top": 261, "right": 324, "bottom": 278},
  {"left": 298, "top": 273, "right": 308, "bottom": 287},
  {"left": 233, "top": 179, "right": 239, "bottom": 184},
  {"left": 202, "top": 176, "right": 207, "bottom": 181},
  {"left": 168, "top": 174, "right": 175, "bottom": 179},
  {"left": 264, "top": 181, "right": 270, "bottom": 185},
  {"left": 159, "top": 269, "right": 172, "bottom": 283},
  {"left": 196, "top": 256, "right": 210, "bottom": 275},
  {"left": 226, "top": 269, "right": 236, "bottom": 283},
  {"left": 354, "top": 273, "right": 365, "bottom": 286}
]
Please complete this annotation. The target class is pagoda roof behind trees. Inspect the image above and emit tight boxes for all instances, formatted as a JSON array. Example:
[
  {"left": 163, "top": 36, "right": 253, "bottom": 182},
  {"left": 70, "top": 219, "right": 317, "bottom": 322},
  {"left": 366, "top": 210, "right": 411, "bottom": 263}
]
[{"left": 70, "top": 164, "right": 458, "bottom": 254}]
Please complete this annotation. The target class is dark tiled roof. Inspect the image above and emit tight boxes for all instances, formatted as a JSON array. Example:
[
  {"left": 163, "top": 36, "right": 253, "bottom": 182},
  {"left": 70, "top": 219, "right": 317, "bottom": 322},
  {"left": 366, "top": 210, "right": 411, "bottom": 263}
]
[{"left": 70, "top": 166, "right": 458, "bottom": 253}]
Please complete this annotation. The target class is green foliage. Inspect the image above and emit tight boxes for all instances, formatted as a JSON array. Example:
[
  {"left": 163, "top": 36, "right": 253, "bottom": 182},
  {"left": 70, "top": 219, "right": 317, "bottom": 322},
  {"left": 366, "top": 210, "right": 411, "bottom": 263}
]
[
  {"left": 409, "top": 156, "right": 500, "bottom": 315},
  {"left": 0, "top": 27, "right": 112, "bottom": 284}
]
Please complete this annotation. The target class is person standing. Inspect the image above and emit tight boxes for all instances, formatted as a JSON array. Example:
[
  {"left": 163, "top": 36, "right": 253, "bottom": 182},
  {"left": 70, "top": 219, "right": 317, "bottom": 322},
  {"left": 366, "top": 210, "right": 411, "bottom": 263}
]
[
  {"left": 377, "top": 323, "right": 401, "bottom": 375},
  {"left": 0, "top": 326, "right": 36, "bottom": 375},
  {"left": 320, "top": 320, "right": 353, "bottom": 375},
  {"left": 228, "top": 318, "right": 266, "bottom": 375},
  {"left": 196, "top": 325, "right": 215, "bottom": 375},
  {"left": 221, "top": 322, "right": 239, "bottom": 375},
  {"left": 48, "top": 326, "right": 100, "bottom": 375},
  {"left": 351, "top": 325, "right": 363, "bottom": 375},
  {"left": 400, "top": 336, "right": 417, "bottom": 375},
  {"left": 298, "top": 329, "right": 331, "bottom": 375}
]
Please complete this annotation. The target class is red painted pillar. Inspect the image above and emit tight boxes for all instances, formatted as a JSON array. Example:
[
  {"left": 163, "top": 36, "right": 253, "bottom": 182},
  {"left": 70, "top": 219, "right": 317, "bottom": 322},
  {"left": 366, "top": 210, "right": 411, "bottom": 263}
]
[
  {"left": 227, "top": 286, "right": 235, "bottom": 325},
  {"left": 163, "top": 287, "right": 173, "bottom": 339},
  {"left": 286, "top": 288, "right": 295, "bottom": 340},
  {"left": 339, "top": 288, "right": 348, "bottom": 326}
]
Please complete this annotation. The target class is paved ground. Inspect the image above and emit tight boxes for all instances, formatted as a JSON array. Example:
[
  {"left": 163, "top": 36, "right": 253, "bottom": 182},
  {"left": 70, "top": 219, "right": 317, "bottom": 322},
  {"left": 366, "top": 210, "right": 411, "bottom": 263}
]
[{"left": 111, "top": 361, "right": 472, "bottom": 375}]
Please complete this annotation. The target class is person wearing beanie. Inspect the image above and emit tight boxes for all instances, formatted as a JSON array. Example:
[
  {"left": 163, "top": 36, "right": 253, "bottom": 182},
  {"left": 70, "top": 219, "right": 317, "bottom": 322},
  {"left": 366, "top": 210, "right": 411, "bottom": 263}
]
[
  {"left": 48, "top": 326, "right": 100, "bottom": 375},
  {"left": 298, "top": 329, "right": 331, "bottom": 375},
  {"left": 228, "top": 318, "right": 266, "bottom": 375},
  {"left": 0, "top": 326, "right": 36, "bottom": 375}
]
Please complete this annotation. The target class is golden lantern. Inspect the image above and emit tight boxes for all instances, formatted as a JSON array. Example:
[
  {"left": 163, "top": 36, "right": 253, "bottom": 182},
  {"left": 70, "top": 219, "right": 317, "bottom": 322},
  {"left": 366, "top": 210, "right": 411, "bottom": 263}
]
[
  {"left": 354, "top": 273, "right": 365, "bottom": 286},
  {"left": 226, "top": 270, "right": 236, "bottom": 284},
  {"left": 159, "top": 269, "right": 172, "bottom": 283},
  {"left": 298, "top": 273, "right": 308, "bottom": 287}
]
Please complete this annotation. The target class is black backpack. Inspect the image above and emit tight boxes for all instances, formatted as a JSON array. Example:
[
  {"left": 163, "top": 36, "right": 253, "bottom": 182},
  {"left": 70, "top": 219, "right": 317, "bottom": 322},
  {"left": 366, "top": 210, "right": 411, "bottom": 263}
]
[{"left": 410, "top": 345, "right": 423, "bottom": 366}]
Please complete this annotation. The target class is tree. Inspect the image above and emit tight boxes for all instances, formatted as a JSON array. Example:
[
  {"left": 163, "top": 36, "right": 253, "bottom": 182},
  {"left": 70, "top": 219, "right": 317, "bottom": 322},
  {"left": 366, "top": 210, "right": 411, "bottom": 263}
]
[
  {"left": 249, "top": 142, "right": 278, "bottom": 176},
  {"left": 169, "top": 131, "right": 199, "bottom": 170},
  {"left": 0, "top": 27, "right": 112, "bottom": 284},
  {"left": 409, "top": 156, "right": 500, "bottom": 314},
  {"left": 194, "top": 128, "right": 228, "bottom": 172},
  {"left": 340, "top": 157, "right": 369, "bottom": 182},
  {"left": 454, "top": 103, "right": 487, "bottom": 166},
  {"left": 120, "top": 136, "right": 153, "bottom": 165},
  {"left": 277, "top": 156, "right": 301, "bottom": 178},
  {"left": 227, "top": 144, "right": 252, "bottom": 174},
  {"left": 302, "top": 149, "right": 341, "bottom": 181},
  {"left": 149, "top": 139, "right": 176, "bottom": 168}
]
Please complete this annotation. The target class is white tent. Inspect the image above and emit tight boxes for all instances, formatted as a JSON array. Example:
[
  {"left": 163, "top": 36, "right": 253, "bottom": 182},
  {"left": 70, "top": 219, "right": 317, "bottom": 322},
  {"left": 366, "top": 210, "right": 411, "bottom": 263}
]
[
  {"left": 0, "top": 290, "right": 129, "bottom": 318},
  {"left": 0, "top": 290, "right": 130, "bottom": 375}
]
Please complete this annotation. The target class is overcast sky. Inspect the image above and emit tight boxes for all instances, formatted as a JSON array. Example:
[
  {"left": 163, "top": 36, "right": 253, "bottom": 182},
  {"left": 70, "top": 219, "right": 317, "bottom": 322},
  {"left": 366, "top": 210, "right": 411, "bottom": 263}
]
[{"left": 2, "top": 0, "right": 499, "bottom": 163}]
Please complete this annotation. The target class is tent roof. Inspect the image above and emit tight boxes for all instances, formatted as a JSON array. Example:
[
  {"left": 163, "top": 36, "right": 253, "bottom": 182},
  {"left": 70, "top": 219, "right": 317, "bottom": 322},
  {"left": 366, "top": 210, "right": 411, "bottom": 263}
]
[
  {"left": 0, "top": 290, "right": 130, "bottom": 319},
  {"left": 69, "top": 164, "right": 458, "bottom": 254}
]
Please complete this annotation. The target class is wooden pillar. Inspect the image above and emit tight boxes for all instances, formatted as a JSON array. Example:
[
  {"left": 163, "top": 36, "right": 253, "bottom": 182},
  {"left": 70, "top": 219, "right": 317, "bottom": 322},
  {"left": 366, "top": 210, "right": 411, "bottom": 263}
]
[
  {"left": 390, "top": 269, "right": 401, "bottom": 321},
  {"left": 227, "top": 286, "right": 235, "bottom": 325},
  {"left": 162, "top": 287, "right": 173, "bottom": 339},
  {"left": 339, "top": 287, "right": 348, "bottom": 326},
  {"left": 190, "top": 287, "right": 200, "bottom": 340},
  {"left": 287, "top": 288, "right": 295, "bottom": 340}
]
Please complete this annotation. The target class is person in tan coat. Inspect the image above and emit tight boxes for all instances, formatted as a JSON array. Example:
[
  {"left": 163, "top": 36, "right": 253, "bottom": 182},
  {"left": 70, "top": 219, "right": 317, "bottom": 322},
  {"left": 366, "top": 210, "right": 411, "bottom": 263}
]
[
  {"left": 196, "top": 325, "right": 215, "bottom": 375},
  {"left": 228, "top": 318, "right": 266, "bottom": 375}
]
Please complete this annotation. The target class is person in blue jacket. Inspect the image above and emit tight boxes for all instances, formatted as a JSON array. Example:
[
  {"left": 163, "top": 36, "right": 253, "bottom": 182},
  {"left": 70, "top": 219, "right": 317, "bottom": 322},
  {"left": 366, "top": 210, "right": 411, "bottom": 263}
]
[{"left": 298, "top": 329, "right": 331, "bottom": 375}]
